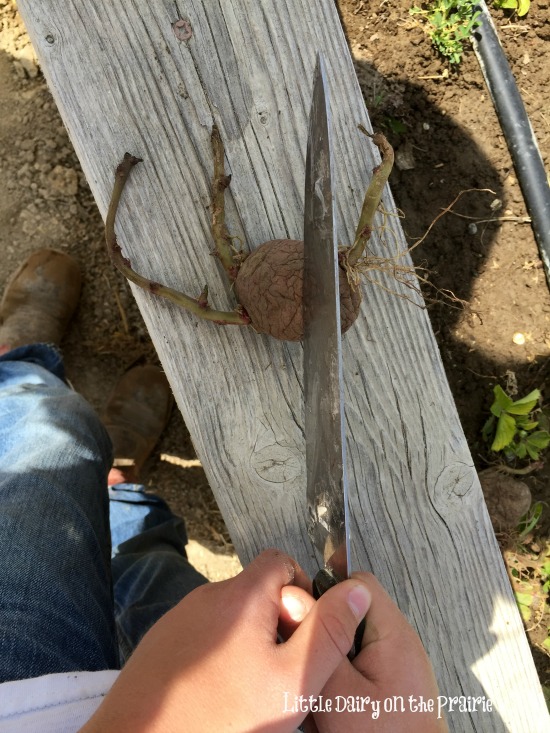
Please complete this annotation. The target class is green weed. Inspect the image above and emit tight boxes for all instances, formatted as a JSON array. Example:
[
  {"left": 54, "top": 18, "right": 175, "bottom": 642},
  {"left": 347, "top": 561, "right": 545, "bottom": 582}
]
[
  {"left": 507, "top": 533, "right": 550, "bottom": 659},
  {"left": 410, "top": 0, "right": 481, "bottom": 64},
  {"left": 482, "top": 386, "right": 550, "bottom": 462},
  {"left": 493, "top": 0, "right": 530, "bottom": 17},
  {"left": 383, "top": 116, "right": 408, "bottom": 135}
]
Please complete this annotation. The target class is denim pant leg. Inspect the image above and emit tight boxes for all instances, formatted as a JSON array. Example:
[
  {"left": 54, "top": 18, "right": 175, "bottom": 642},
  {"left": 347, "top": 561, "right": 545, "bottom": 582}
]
[
  {"left": 0, "top": 344, "right": 208, "bottom": 680},
  {"left": 0, "top": 345, "right": 118, "bottom": 682},
  {"left": 109, "top": 486, "right": 208, "bottom": 663}
]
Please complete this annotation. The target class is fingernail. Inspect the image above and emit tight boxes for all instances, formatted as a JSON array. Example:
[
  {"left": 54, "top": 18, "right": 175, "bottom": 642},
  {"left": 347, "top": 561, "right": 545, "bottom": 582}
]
[
  {"left": 282, "top": 594, "right": 307, "bottom": 622},
  {"left": 347, "top": 584, "right": 371, "bottom": 620}
]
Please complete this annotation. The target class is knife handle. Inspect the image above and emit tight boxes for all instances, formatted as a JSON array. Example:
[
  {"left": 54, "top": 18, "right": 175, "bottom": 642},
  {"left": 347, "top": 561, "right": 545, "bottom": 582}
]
[{"left": 312, "top": 568, "right": 366, "bottom": 661}]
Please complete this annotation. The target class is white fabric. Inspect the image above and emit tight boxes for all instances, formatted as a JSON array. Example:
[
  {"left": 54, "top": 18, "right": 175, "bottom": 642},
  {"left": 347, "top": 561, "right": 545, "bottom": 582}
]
[{"left": 0, "top": 670, "right": 119, "bottom": 732}]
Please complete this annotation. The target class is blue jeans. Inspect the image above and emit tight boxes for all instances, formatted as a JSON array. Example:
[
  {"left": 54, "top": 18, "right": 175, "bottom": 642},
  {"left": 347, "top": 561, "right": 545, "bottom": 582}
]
[{"left": 0, "top": 345, "right": 207, "bottom": 682}]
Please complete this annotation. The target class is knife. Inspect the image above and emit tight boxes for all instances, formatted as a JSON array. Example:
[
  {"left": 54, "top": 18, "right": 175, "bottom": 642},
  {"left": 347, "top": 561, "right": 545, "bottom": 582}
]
[{"left": 303, "top": 53, "right": 364, "bottom": 659}]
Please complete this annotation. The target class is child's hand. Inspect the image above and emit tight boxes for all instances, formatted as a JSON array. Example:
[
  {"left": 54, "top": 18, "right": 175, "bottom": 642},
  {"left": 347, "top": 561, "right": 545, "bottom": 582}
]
[
  {"left": 80, "top": 549, "right": 371, "bottom": 733},
  {"left": 292, "top": 573, "right": 449, "bottom": 733}
]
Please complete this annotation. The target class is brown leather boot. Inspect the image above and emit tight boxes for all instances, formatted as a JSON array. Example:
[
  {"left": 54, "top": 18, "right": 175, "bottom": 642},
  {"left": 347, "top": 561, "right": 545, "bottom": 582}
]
[
  {"left": 102, "top": 365, "right": 174, "bottom": 484},
  {"left": 0, "top": 249, "right": 81, "bottom": 350}
]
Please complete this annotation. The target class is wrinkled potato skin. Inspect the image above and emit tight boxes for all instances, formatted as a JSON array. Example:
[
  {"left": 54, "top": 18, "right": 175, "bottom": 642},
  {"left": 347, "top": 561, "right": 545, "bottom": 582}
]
[{"left": 234, "top": 239, "right": 362, "bottom": 341}]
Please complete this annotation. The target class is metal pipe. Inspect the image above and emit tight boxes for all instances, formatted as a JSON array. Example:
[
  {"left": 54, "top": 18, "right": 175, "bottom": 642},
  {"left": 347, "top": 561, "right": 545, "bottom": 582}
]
[{"left": 472, "top": 1, "right": 550, "bottom": 286}]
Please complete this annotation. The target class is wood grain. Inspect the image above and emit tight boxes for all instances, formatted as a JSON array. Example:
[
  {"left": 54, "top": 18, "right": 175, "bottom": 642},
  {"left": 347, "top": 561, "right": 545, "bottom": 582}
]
[{"left": 17, "top": 1, "right": 548, "bottom": 730}]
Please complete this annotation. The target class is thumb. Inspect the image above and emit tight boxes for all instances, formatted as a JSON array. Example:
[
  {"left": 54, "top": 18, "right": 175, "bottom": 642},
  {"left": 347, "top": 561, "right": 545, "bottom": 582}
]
[{"left": 283, "top": 579, "right": 371, "bottom": 695}]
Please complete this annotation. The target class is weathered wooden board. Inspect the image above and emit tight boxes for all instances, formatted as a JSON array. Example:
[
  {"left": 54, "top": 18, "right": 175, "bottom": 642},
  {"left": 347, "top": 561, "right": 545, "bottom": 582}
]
[{"left": 18, "top": 1, "right": 548, "bottom": 730}]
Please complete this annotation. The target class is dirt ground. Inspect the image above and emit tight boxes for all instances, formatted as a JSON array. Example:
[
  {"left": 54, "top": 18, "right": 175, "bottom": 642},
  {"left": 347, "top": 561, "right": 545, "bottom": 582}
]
[
  {"left": 1, "top": 0, "right": 549, "bottom": 685},
  {"left": 337, "top": 0, "right": 550, "bottom": 687}
]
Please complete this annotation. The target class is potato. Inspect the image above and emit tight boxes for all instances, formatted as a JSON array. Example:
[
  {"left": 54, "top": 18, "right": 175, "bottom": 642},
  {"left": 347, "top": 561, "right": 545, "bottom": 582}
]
[{"left": 234, "top": 239, "right": 361, "bottom": 341}]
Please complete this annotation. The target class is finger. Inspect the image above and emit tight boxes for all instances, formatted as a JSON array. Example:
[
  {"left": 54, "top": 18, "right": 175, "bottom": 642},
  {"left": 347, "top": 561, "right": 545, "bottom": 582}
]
[
  {"left": 302, "top": 713, "right": 320, "bottom": 733},
  {"left": 351, "top": 572, "right": 412, "bottom": 649},
  {"left": 283, "top": 579, "right": 371, "bottom": 694},
  {"left": 292, "top": 563, "right": 313, "bottom": 595},
  {"left": 236, "top": 548, "right": 296, "bottom": 594},
  {"left": 279, "top": 586, "right": 315, "bottom": 640},
  {"left": 230, "top": 550, "right": 307, "bottom": 635},
  {"left": 349, "top": 573, "right": 435, "bottom": 688},
  {"left": 316, "top": 576, "right": 444, "bottom": 732},
  {"left": 236, "top": 549, "right": 311, "bottom": 596}
]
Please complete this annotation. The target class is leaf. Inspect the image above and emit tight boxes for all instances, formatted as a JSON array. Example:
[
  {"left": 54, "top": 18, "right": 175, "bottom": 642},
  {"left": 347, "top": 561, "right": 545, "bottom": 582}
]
[
  {"left": 526, "top": 430, "right": 550, "bottom": 450},
  {"left": 491, "top": 385, "right": 514, "bottom": 417},
  {"left": 507, "top": 402, "right": 539, "bottom": 416},
  {"left": 482, "top": 415, "right": 496, "bottom": 443},
  {"left": 518, "top": 502, "right": 543, "bottom": 538},
  {"left": 515, "top": 442, "right": 528, "bottom": 459},
  {"left": 537, "top": 410, "right": 550, "bottom": 432},
  {"left": 526, "top": 444, "right": 540, "bottom": 461},
  {"left": 491, "top": 412, "right": 517, "bottom": 451},
  {"left": 385, "top": 117, "right": 407, "bottom": 134},
  {"left": 516, "top": 419, "right": 538, "bottom": 431},
  {"left": 517, "top": 0, "right": 530, "bottom": 15},
  {"left": 497, "top": 0, "right": 518, "bottom": 7},
  {"left": 515, "top": 591, "right": 533, "bottom": 621},
  {"left": 507, "top": 389, "right": 540, "bottom": 415}
]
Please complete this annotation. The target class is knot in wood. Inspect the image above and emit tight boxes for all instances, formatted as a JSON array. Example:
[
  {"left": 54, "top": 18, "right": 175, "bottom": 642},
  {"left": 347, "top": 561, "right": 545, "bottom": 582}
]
[
  {"left": 433, "top": 462, "right": 476, "bottom": 513},
  {"left": 172, "top": 18, "right": 193, "bottom": 42},
  {"left": 250, "top": 444, "right": 301, "bottom": 484}
]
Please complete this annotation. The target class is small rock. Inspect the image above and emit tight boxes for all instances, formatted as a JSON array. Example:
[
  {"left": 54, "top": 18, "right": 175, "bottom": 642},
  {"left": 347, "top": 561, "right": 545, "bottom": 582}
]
[
  {"left": 11, "top": 60, "right": 27, "bottom": 79},
  {"left": 479, "top": 468, "right": 531, "bottom": 533},
  {"left": 16, "top": 163, "right": 30, "bottom": 178},
  {"left": 468, "top": 223, "right": 478, "bottom": 235},
  {"left": 395, "top": 141, "right": 415, "bottom": 171},
  {"left": 12, "top": 47, "right": 39, "bottom": 78},
  {"left": 512, "top": 332, "right": 526, "bottom": 345},
  {"left": 46, "top": 165, "right": 79, "bottom": 197}
]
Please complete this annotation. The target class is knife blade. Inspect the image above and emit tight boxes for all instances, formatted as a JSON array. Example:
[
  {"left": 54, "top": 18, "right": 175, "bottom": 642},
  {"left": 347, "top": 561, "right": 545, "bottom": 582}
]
[
  {"left": 303, "top": 52, "right": 364, "bottom": 660},
  {"left": 303, "top": 52, "right": 350, "bottom": 592}
]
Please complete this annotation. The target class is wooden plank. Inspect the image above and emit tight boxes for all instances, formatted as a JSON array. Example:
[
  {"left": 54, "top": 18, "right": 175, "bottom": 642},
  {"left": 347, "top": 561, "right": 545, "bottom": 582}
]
[{"left": 17, "top": 1, "right": 548, "bottom": 730}]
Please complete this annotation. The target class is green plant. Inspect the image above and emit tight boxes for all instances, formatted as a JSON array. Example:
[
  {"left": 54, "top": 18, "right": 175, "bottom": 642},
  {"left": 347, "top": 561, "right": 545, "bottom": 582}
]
[
  {"left": 482, "top": 385, "right": 550, "bottom": 461},
  {"left": 370, "top": 89, "right": 386, "bottom": 109},
  {"left": 507, "top": 536, "right": 550, "bottom": 660},
  {"left": 410, "top": 0, "right": 481, "bottom": 64},
  {"left": 493, "top": 0, "right": 530, "bottom": 17},
  {"left": 517, "top": 501, "right": 544, "bottom": 541},
  {"left": 383, "top": 116, "right": 407, "bottom": 135}
]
